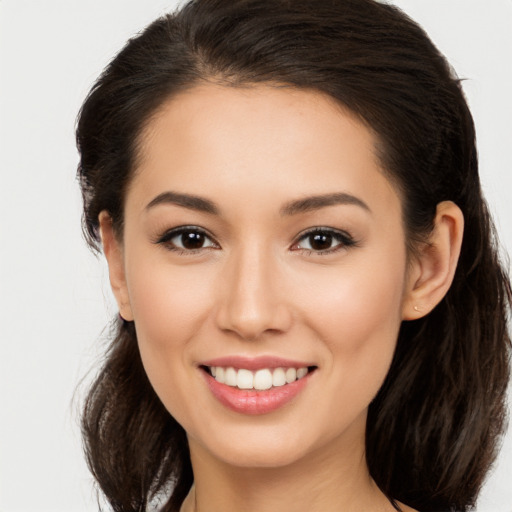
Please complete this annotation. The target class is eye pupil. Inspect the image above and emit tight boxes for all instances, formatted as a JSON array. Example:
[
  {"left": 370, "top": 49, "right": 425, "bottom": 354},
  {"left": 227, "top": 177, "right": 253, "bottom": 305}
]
[
  {"left": 310, "top": 233, "right": 332, "bottom": 251},
  {"left": 181, "top": 231, "right": 205, "bottom": 249}
]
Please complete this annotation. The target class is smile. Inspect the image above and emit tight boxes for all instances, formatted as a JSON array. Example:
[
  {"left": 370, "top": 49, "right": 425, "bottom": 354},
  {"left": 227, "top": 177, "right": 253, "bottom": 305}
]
[
  {"left": 204, "top": 365, "right": 312, "bottom": 391},
  {"left": 199, "top": 358, "right": 318, "bottom": 415}
]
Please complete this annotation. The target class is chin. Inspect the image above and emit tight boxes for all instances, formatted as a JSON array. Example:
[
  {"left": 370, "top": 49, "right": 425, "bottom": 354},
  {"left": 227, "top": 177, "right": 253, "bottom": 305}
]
[
  {"left": 210, "top": 442, "right": 310, "bottom": 469},
  {"left": 187, "top": 418, "right": 337, "bottom": 470}
]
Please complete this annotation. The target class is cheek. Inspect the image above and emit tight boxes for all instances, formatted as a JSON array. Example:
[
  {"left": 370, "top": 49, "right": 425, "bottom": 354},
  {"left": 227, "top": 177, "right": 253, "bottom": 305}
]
[
  {"left": 295, "top": 265, "right": 405, "bottom": 438},
  {"left": 123, "top": 251, "right": 216, "bottom": 413},
  {"left": 127, "top": 255, "right": 214, "bottom": 347},
  {"left": 301, "top": 257, "right": 405, "bottom": 338},
  {"left": 328, "top": 269, "right": 404, "bottom": 346},
  {"left": 296, "top": 249, "right": 406, "bottom": 393}
]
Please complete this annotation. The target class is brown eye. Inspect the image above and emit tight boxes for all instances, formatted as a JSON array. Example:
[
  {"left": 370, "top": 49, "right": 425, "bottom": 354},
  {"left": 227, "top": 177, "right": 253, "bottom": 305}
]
[
  {"left": 180, "top": 231, "right": 206, "bottom": 249},
  {"left": 309, "top": 233, "right": 333, "bottom": 251},
  {"left": 293, "top": 228, "right": 355, "bottom": 254},
  {"left": 157, "top": 226, "right": 218, "bottom": 252}
]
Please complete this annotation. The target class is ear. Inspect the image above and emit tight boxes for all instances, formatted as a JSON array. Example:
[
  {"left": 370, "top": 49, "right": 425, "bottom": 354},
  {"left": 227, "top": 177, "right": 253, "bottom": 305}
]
[
  {"left": 98, "top": 211, "right": 134, "bottom": 321},
  {"left": 402, "top": 201, "right": 464, "bottom": 320}
]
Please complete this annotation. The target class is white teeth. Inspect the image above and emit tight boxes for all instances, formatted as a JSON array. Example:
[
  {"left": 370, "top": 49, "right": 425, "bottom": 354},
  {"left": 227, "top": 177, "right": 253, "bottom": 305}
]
[
  {"left": 224, "top": 367, "right": 237, "bottom": 386},
  {"left": 215, "top": 367, "right": 225, "bottom": 384},
  {"left": 285, "top": 367, "right": 297, "bottom": 383},
  {"left": 297, "top": 367, "right": 308, "bottom": 379},
  {"left": 237, "top": 369, "right": 254, "bottom": 389},
  {"left": 254, "top": 369, "right": 273, "bottom": 390},
  {"left": 209, "top": 365, "right": 312, "bottom": 390},
  {"left": 272, "top": 367, "right": 286, "bottom": 387}
]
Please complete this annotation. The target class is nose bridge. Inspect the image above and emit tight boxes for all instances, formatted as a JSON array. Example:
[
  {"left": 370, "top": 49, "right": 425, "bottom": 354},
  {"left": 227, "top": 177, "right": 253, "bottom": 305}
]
[{"left": 216, "top": 239, "right": 291, "bottom": 339}]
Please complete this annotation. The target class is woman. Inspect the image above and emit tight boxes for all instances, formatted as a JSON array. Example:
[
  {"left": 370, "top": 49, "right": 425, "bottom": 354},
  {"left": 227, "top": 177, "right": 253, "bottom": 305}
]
[{"left": 76, "top": 0, "right": 511, "bottom": 511}]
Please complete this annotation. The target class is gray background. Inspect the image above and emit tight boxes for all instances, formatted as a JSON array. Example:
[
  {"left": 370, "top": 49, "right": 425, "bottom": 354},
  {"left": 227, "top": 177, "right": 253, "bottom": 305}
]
[{"left": 1, "top": 1, "right": 511, "bottom": 510}]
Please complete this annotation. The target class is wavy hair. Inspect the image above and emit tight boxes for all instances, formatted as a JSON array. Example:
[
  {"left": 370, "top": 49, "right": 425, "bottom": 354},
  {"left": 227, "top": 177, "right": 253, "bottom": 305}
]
[{"left": 76, "top": 1, "right": 512, "bottom": 510}]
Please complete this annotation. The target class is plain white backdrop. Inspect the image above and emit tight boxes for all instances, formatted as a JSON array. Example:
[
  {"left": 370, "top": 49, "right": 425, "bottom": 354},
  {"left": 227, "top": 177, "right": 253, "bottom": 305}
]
[{"left": 0, "top": 1, "right": 511, "bottom": 511}]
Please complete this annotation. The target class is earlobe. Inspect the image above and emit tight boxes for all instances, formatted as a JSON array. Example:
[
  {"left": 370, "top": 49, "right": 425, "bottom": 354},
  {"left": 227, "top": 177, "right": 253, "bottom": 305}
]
[
  {"left": 98, "top": 211, "right": 134, "bottom": 321},
  {"left": 402, "top": 201, "right": 464, "bottom": 320}
]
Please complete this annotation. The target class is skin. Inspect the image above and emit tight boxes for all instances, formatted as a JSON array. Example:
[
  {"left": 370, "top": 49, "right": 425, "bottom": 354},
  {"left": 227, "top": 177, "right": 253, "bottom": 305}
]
[{"left": 100, "top": 84, "right": 463, "bottom": 512}]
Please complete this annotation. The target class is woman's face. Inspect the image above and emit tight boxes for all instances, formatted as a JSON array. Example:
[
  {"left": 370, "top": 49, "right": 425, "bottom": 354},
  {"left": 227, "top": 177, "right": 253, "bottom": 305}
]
[{"left": 110, "top": 84, "right": 416, "bottom": 468}]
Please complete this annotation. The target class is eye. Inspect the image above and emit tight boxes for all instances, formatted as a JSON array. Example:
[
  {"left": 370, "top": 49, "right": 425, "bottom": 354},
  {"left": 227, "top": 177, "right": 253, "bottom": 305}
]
[
  {"left": 291, "top": 228, "right": 356, "bottom": 254},
  {"left": 156, "top": 226, "right": 219, "bottom": 252}
]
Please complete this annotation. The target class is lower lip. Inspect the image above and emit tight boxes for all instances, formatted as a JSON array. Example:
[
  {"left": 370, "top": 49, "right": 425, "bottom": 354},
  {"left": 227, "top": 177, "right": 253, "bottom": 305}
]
[{"left": 202, "top": 370, "right": 313, "bottom": 415}]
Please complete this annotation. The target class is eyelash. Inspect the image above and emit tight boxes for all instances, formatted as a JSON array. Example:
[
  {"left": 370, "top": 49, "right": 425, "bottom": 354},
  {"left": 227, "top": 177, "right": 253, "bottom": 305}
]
[
  {"left": 154, "top": 226, "right": 358, "bottom": 256},
  {"left": 154, "top": 225, "right": 219, "bottom": 255},
  {"left": 291, "top": 227, "right": 358, "bottom": 255}
]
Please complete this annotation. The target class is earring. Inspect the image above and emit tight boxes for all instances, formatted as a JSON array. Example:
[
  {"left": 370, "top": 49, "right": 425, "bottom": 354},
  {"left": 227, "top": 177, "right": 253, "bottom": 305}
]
[{"left": 413, "top": 305, "right": 421, "bottom": 312}]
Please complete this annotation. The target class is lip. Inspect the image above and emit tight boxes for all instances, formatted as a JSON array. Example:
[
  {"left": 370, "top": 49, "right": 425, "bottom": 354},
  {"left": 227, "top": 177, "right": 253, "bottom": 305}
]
[
  {"left": 199, "top": 357, "right": 316, "bottom": 415},
  {"left": 199, "top": 355, "right": 315, "bottom": 371}
]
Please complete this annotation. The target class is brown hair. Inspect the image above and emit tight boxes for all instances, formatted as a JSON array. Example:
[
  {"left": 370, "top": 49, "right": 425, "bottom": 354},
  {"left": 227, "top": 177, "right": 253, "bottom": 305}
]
[{"left": 76, "top": 1, "right": 512, "bottom": 510}]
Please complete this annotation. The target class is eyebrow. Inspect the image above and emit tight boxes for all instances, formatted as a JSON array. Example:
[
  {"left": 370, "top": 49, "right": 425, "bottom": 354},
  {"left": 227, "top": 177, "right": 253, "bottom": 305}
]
[
  {"left": 145, "top": 191, "right": 219, "bottom": 215},
  {"left": 145, "top": 190, "right": 370, "bottom": 216},
  {"left": 280, "top": 192, "right": 371, "bottom": 216}
]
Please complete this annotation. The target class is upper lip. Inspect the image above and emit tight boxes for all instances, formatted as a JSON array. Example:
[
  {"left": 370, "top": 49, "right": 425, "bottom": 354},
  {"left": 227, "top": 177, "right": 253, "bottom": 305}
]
[{"left": 199, "top": 355, "right": 316, "bottom": 371}]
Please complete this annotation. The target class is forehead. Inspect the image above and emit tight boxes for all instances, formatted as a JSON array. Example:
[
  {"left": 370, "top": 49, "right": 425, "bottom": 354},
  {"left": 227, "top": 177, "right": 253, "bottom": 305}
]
[
  {"left": 137, "top": 83, "right": 376, "bottom": 167},
  {"left": 128, "top": 84, "right": 400, "bottom": 219}
]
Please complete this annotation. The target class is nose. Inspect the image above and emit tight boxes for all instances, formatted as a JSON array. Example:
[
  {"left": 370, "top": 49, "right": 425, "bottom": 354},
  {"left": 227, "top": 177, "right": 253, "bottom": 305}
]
[{"left": 215, "top": 245, "right": 293, "bottom": 341}]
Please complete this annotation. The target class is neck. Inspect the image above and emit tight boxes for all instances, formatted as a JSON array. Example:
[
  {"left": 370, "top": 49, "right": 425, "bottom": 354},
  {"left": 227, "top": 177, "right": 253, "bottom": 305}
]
[{"left": 183, "top": 415, "right": 396, "bottom": 512}]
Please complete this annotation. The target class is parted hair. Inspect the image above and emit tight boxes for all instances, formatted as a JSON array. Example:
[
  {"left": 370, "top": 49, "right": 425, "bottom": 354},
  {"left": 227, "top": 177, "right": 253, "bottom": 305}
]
[{"left": 76, "top": 1, "right": 512, "bottom": 511}]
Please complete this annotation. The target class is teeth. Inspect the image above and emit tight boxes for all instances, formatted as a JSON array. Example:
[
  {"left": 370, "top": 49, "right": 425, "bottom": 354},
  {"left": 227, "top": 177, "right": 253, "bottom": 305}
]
[
  {"left": 297, "top": 367, "right": 308, "bottom": 379},
  {"left": 215, "top": 367, "right": 225, "bottom": 383},
  {"left": 254, "top": 369, "right": 273, "bottom": 390},
  {"left": 225, "top": 367, "right": 237, "bottom": 386},
  {"left": 237, "top": 369, "right": 253, "bottom": 389},
  {"left": 211, "top": 365, "right": 311, "bottom": 390},
  {"left": 272, "top": 368, "right": 286, "bottom": 387},
  {"left": 285, "top": 367, "right": 297, "bottom": 383}
]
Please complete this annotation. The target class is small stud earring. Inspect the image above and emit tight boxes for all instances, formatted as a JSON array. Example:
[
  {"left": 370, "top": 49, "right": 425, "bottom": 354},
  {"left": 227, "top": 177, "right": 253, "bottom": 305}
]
[{"left": 413, "top": 305, "right": 420, "bottom": 312}]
